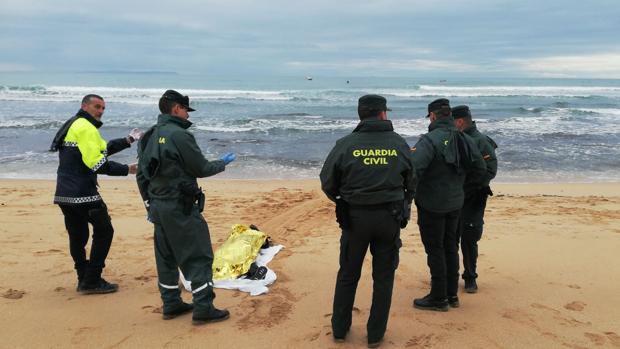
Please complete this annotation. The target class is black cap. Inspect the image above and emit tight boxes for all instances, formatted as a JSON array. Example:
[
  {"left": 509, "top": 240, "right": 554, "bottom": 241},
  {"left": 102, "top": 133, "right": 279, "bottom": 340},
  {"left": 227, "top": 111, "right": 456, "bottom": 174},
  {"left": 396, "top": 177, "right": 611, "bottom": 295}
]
[
  {"left": 358, "top": 94, "right": 392, "bottom": 112},
  {"left": 426, "top": 98, "right": 450, "bottom": 117},
  {"left": 452, "top": 105, "right": 471, "bottom": 119},
  {"left": 162, "top": 90, "right": 196, "bottom": 112}
]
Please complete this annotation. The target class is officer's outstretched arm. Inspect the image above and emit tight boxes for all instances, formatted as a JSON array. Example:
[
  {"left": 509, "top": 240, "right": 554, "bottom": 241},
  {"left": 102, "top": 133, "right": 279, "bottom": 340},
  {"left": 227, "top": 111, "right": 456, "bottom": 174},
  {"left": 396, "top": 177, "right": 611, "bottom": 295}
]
[
  {"left": 173, "top": 131, "right": 225, "bottom": 178},
  {"left": 106, "top": 137, "right": 131, "bottom": 156}
]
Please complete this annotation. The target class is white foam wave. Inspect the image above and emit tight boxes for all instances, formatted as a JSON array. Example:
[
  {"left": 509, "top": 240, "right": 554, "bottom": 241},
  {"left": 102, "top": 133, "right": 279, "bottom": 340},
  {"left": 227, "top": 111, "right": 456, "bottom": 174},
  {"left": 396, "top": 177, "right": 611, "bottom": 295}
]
[
  {"left": 0, "top": 85, "right": 292, "bottom": 103},
  {"left": 572, "top": 108, "right": 620, "bottom": 116},
  {"left": 3, "top": 84, "right": 620, "bottom": 104},
  {"left": 194, "top": 118, "right": 357, "bottom": 133},
  {"left": 380, "top": 85, "right": 620, "bottom": 98},
  {"left": 481, "top": 109, "right": 598, "bottom": 135}
]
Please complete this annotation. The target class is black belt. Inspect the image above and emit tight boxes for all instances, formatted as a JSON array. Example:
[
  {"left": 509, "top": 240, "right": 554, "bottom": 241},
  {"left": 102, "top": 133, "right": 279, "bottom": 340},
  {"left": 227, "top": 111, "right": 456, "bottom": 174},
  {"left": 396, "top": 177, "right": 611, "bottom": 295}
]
[{"left": 348, "top": 201, "right": 401, "bottom": 210}]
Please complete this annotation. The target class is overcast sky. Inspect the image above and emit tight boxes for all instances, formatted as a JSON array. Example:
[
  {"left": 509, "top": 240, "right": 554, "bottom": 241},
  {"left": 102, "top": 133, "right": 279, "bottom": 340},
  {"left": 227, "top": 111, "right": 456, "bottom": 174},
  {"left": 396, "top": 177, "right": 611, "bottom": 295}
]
[{"left": 1, "top": 0, "right": 619, "bottom": 78}]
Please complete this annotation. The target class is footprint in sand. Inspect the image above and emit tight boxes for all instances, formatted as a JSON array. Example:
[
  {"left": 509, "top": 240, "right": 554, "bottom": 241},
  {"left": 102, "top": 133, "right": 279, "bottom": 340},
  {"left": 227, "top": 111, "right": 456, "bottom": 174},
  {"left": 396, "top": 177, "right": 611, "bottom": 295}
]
[
  {"left": 235, "top": 295, "right": 293, "bottom": 330},
  {"left": 305, "top": 331, "right": 320, "bottom": 342},
  {"left": 34, "top": 248, "right": 64, "bottom": 256},
  {"left": 564, "top": 301, "right": 586, "bottom": 311},
  {"left": 2, "top": 288, "right": 26, "bottom": 299},
  {"left": 604, "top": 332, "right": 620, "bottom": 347},
  {"left": 141, "top": 305, "right": 163, "bottom": 315},
  {"left": 406, "top": 334, "right": 441, "bottom": 348},
  {"left": 585, "top": 332, "right": 607, "bottom": 346}
]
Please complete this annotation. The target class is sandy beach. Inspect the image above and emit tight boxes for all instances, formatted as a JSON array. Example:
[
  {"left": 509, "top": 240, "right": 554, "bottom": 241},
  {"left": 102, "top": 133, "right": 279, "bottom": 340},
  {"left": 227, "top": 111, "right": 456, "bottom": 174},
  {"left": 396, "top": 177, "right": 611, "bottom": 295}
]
[{"left": 1, "top": 178, "right": 619, "bottom": 348}]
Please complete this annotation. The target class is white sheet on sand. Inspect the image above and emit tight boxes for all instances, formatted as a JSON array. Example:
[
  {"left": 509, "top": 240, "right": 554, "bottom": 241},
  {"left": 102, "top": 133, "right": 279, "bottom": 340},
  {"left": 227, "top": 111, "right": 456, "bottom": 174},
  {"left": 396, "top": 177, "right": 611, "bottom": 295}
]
[{"left": 180, "top": 245, "right": 284, "bottom": 296}]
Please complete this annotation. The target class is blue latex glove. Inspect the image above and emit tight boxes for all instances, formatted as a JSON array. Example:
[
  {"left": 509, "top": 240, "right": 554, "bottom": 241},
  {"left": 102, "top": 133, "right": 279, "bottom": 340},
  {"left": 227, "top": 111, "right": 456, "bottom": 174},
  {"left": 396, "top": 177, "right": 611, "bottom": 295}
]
[{"left": 219, "top": 152, "right": 237, "bottom": 165}]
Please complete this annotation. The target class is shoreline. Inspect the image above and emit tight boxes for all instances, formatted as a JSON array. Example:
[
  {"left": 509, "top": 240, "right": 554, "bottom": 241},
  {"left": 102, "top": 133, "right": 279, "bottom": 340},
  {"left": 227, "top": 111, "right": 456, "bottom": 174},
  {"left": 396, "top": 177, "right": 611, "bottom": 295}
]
[{"left": 2, "top": 177, "right": 619, "bottom": 196}]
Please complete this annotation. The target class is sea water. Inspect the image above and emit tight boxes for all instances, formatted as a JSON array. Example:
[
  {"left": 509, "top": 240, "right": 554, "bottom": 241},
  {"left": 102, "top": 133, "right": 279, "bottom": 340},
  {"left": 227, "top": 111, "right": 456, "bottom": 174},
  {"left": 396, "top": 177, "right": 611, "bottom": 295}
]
[{"left": 1, "top": 72, "right": 619, "bottom": 182}]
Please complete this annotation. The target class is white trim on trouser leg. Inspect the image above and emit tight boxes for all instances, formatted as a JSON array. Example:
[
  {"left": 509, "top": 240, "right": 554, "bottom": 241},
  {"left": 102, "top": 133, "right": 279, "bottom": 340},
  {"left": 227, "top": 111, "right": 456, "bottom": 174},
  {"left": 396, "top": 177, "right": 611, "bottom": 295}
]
[
  {"left": 159, "top": 282, "right": 179, "bottom": 289},
  {"left": 192, "top": 281, "right": 214, "bottom": 294}
]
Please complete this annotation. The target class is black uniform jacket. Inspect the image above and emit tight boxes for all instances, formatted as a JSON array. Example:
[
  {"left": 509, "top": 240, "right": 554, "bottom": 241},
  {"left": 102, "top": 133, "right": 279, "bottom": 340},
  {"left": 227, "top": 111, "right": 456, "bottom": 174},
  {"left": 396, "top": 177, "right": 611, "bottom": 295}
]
[
  {"left": 411, "top": 117, "right": 486, "bottom": 213},
  {"left": 320, "top": 119, "right": 416, "bottom": 206}
]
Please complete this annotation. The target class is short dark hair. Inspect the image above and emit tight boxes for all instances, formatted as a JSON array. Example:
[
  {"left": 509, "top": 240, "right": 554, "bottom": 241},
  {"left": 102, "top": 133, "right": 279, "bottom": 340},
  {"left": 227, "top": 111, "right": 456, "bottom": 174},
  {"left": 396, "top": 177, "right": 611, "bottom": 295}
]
[
  {"left": 358, "top": 107, "right": 382, "bottom": 120},
  {"left": 434, "top": 106, "right": 452, "bottom": 119},
  {"left": 82, "top": 94, "right": 104, "bottom": 104},
  {"left": 459, "top": 114, "right": 473, "bottom": 125},
  {"left": 159, "top": 97, "right": 177, "bottom": 114}
]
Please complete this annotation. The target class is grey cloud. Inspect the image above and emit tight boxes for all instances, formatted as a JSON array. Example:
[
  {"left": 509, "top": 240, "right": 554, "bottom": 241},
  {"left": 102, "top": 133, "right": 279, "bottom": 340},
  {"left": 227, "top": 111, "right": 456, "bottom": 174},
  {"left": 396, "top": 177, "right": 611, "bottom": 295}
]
[{"left": 0, "top": 0, "right": 618, "bottom": 77}]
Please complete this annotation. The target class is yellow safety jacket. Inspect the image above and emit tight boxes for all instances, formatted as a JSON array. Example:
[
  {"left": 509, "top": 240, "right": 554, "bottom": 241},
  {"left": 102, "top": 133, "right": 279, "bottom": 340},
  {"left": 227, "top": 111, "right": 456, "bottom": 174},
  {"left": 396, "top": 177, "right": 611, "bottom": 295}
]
[{"left": 52, "top": 109, "right": 130, "bottom": 205}]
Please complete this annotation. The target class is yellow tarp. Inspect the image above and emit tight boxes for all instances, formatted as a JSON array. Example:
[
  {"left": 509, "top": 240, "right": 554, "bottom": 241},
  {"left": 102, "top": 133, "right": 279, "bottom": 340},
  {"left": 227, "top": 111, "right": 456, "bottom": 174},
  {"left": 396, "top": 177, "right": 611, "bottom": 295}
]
[{"left": 212, "top": 224, "right": 268, "bottom": 280}]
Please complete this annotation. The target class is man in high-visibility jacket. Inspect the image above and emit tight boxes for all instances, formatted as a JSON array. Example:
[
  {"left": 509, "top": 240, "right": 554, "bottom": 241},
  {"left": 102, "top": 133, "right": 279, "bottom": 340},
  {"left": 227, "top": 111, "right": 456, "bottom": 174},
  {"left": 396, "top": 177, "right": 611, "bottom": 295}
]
[{"left": 51, "top": 94, "right": 141, "bottom": 294}]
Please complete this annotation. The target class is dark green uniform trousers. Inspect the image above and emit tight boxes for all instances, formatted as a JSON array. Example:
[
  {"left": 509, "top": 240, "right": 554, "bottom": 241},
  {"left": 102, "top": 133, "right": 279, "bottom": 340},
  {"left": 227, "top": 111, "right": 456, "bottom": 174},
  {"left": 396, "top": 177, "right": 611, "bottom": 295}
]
[
  {"left": 332, "top": 205, "right": 401, "bottom": 344},
  {"left": 458, "top": 192, "right": 488, "bottom": 281},
  {"left": 150, "top": 199, "right": 216, "bottom": 314},
  {"left": 417, "top": 206, "right": 460, "bottom": 299}
]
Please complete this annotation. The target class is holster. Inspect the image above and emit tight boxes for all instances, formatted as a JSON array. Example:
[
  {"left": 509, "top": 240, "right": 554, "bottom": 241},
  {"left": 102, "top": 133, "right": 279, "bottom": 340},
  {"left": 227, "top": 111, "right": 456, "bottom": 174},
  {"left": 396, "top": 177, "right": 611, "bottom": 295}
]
[
  {"left": 386, "top": 201, "right": 406, "bottom": 228},
  {"left": 482, "top": 186, "right": 494, "bottom": 197},
  {"left": 400, "top": 200, "right": 411, "bottom": 229},
  {"left": 178, "top": 182, "right": 204, "bottom": 216},
  {"left": 335, "top": 199, "right": 350, "bottom": 230},
  {"left": 197, "top": 192, "right": 205, "bottom": 212}
]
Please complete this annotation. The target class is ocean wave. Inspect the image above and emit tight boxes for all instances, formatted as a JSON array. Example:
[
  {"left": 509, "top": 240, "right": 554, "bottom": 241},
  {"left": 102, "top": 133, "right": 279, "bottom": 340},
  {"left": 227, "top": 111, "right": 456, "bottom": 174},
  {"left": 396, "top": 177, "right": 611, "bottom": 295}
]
[
  {"left": 379, "top": 85, "right": 620, "bottom": 98},
  {"left": 4, "top": 83, "right": 620, "bottom": 105},
  {"left": 0, "top": 120, "right": 63, "bottom": 129},
  {"left": 0, "top": 85, "right": 293, "bottom": 103},
  {"left": 517, "top": 107, "right": 545, "bottom": 113},
  {"left": 571, "top": 108, "right": 620, "bottom": 116},
  {"left": 0, "top": 150, "right": 55, "bottom": 164},
  {"left": 193, "top": 118, "right": 358, "bottom": 133}
]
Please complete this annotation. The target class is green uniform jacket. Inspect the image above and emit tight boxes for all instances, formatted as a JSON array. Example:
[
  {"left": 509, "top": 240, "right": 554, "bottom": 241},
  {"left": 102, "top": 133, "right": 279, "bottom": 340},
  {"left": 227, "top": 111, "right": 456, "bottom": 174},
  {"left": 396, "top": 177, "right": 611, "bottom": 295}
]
[
  {"left": 411, "top": 117, "right": 486, "bottom": 213},
  {"left": 136, "top": 114, "right": 226, "bottom": 202},
  {"left": 463, "top": 121, "right": 498, "bottom": 194},
  {"left": 320, "top": 119, "right": 416, "bottom": 205}
]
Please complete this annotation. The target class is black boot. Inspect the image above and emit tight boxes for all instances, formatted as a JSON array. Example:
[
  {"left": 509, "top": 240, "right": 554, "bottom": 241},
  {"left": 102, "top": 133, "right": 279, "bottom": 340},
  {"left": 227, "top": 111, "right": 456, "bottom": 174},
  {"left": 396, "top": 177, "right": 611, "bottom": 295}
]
[
  {"left": 79, "top": 278, "right": 118, "bottom": 294},
  {"left": 333, "top": 328, "right": 349, "bottom": 343},
  {"left": 163, "top": 302, "right": 194, "bottom": 320},
  {"left": 75, "top": 263, "right": 87, "bottom": 292},
  {"left": 413, "top": 294, "right": 449, "bottom": 312},
  {"left": 447, "top": 296, "right": 460, "bottom": 308},
  {"left": 368, "top": 337, "right": 383, "bottom": 348},
  {"left": 192, "top": 286, "right": 230, "bottom": 325},
  {"left": 192, "top": 307, "right": 230, "bottom": 325},
  {"left": 464, "top": 279, "right": 478, "bottom": 293}
]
